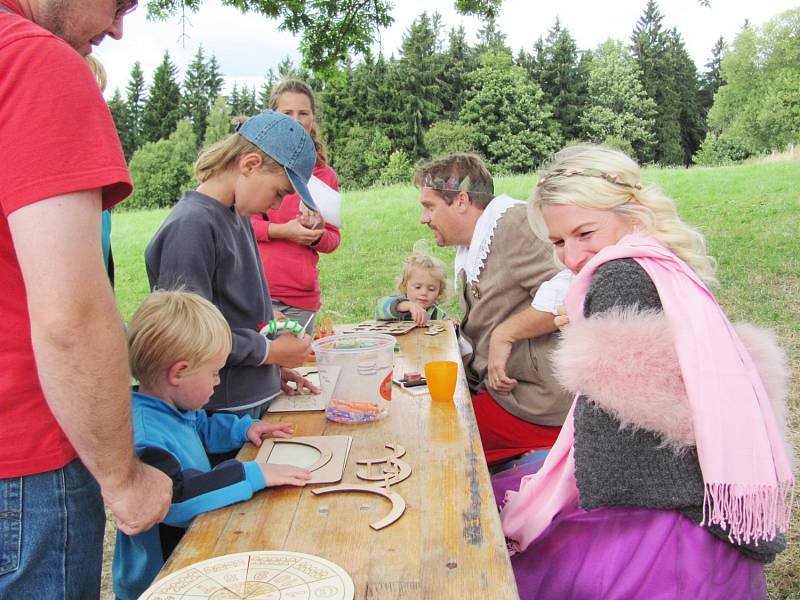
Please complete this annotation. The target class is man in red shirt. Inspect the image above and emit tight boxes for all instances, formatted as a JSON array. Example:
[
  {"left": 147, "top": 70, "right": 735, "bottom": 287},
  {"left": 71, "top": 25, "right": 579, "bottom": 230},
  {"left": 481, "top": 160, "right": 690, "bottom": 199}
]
[{"left": 0, "top": 1, "right": 171, "bottom": 597}]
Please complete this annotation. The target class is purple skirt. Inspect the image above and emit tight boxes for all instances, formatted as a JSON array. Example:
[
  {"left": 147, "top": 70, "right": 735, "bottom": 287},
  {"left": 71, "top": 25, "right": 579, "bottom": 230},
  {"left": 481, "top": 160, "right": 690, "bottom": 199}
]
[{"left": 493, "top": 461, "right": 766, "bottom": 600}]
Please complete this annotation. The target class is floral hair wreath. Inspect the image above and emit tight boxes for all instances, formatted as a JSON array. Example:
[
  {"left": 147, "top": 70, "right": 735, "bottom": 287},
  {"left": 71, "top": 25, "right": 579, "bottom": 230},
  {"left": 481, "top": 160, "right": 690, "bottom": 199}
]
[
  {"left": 422, "top": 173, "right": 493, "bottom": 195},
  {"left": 537, "top": 168, "right": 642, "bottom": 190}
]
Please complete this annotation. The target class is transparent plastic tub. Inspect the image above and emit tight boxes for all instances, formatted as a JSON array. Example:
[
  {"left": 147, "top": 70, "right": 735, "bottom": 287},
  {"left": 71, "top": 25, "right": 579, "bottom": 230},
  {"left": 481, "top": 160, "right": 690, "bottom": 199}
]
[{"left": 311, "top": 333, "right": 395, "bottom": 424}]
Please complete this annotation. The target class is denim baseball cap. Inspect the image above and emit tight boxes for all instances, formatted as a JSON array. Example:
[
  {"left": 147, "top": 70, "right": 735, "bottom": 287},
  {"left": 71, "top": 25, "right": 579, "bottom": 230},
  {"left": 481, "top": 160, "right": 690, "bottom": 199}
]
[{"left": 237, "top": 110, "right": 318, "bottom": 211}]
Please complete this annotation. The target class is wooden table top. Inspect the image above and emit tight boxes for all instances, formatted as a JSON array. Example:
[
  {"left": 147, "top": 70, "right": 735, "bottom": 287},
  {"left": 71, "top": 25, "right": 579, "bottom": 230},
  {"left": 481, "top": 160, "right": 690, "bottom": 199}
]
[{"left": 157, "top": 321, "right": 519, "bottom": 599}]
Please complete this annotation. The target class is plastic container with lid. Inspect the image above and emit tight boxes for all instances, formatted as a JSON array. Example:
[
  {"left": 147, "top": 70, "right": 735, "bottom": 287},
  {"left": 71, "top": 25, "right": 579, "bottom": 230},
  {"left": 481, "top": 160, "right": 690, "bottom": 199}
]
[{"left": 311, "top": 333, "right": 395, "bottom": 424}]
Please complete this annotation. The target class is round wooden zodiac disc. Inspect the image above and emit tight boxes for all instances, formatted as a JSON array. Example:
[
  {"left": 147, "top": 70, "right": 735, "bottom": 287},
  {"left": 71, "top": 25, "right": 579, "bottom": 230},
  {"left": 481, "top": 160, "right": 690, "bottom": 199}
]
[{"left": 139, "top": 551, "right": 354, "bottom": 599}]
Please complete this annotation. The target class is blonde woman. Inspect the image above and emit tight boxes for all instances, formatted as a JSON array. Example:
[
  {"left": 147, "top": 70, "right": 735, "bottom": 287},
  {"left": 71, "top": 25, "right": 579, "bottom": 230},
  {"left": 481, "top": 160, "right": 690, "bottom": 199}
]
[
  {"left": 251, "top": 78, "right": 341, "bottom": 335},
  {"left": 498, "top": 144, "right": 793, "bottom": 599}
]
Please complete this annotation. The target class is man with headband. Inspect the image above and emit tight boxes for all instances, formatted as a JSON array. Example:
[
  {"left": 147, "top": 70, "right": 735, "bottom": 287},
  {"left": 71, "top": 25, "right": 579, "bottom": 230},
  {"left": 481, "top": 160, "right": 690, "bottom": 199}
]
[{"left": 415, "top": 153, "right": 572, "bottom": 465}]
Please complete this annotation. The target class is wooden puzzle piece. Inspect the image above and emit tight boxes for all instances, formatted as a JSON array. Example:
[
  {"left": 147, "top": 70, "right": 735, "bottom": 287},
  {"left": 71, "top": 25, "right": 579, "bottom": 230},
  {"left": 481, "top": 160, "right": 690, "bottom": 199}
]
[{"left": 311, "top": 484, "right": 406, "bottom": 531}]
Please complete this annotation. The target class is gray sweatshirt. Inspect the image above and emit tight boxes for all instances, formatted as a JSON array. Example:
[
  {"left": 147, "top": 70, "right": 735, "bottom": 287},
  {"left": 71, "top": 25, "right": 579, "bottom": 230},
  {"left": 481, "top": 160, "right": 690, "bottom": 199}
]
[{"left": 145, "top": 191, "right": 279, "bottom": 413}]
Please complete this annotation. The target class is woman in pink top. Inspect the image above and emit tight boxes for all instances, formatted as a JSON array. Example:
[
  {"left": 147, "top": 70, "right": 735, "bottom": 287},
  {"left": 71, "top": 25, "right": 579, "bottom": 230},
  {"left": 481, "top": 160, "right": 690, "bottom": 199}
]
[{"left": 251, "top": 79, "right": 340, "bottom": 333}]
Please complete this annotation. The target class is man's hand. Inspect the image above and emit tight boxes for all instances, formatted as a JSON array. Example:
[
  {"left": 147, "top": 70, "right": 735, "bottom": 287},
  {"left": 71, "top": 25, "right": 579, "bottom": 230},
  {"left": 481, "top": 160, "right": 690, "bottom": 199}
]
[
  {"left": 247, "top": 421, "right": 295, "bottom": 446},
  {"left": 102, "top": 462, "right": 172, "bottom": 536},
  {"left": 488, "top": 328, "right": 518, "bottom": 392},
  {"left": 280, "top": 367, "right": 321, "bottom": 395}
]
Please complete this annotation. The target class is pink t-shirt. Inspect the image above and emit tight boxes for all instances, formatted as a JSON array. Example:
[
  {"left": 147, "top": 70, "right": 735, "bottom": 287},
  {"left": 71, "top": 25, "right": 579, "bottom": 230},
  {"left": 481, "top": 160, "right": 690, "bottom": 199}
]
[{"left": 0, "top": 4, "right": 131, "bottom": 477}]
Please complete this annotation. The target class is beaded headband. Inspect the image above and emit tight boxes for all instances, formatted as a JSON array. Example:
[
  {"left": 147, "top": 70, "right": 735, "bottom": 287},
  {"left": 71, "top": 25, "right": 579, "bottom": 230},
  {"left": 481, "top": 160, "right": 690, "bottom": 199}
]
[
  {"left": 422, "top": 173, "right": 494, "bottom": 196},
  {"left": 537, "top": 168, "right": 642, "bottom": 190}
]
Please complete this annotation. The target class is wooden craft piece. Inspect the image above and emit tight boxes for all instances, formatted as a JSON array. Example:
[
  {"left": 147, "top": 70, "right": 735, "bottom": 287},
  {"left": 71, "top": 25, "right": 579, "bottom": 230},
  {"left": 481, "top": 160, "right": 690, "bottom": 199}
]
[
  {"left": 255, "top": 436, "right": 352, "bottom": 485},
  {"left": 139, "top": 550, "right": 355, "bottom": 599},
  {"left": 267, "top": 366, "right": 341, "bottom": 413},
  {"left": 311, "top": 484, "right": 406, "bottom": 531},
  {"left": 337, "top": 320, "right": 417, "bottom": 336},
  {"left": 355, "top": 442, "right": 406, "bottom": 464},
  {"left": 424, "top": 324, "right": 445, "bottom": 336},
  {"left": 356, "top": 457, "right": 412, "bottom": 487}
]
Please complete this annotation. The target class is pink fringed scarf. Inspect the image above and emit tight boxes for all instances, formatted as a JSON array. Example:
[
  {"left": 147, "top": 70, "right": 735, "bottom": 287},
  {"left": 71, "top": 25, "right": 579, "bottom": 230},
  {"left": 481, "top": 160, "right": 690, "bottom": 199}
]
[{"left": 501, "top": 234, "right": 794, "bottom": 551}]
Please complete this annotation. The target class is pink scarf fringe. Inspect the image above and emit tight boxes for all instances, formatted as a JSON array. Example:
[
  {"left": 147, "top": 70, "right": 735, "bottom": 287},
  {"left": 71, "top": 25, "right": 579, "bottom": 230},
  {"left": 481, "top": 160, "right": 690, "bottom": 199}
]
[{"left": 501, "top": 235, "right": 794, "bottom": 549}]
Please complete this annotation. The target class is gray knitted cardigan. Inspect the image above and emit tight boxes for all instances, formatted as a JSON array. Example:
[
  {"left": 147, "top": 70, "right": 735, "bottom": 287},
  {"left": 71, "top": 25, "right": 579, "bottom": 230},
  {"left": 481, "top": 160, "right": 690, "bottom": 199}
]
[{"left": 573, "top": 258, "right": 784, "bottom": 563}]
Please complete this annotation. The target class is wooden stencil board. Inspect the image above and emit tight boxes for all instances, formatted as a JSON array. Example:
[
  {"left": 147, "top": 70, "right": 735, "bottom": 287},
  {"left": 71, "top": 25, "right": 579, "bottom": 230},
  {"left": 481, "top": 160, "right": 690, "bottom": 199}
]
[
  {"left": 255, "top": 435, "right": 352, "bottom": 485},
  {"left": 141, "top": 550, "right": 354, "bottom": 599},
  {"left": 266, "top": 366, "right": 341, "bottom": 413},
  {"left": 337, "top": 320, "right": 417, "bottom": 335}
]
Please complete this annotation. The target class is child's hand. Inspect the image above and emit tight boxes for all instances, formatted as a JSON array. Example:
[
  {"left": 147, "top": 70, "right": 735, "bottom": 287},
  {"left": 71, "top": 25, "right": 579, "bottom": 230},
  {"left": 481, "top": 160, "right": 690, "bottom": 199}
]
[
  {"left": 265, "top": 332, "right": 312, "bottom": 368},
  {"left": 407, "top": 302, "right": 429, "bottom": 327},
  {"left": 280, "top": 368, "right": 321, "bottom": 396},
  {"left": 260, "top": 463, "right": 311, "bottom": 487},
  {"left": 247, "top": 422, "right": 295, "bottom": 446}
]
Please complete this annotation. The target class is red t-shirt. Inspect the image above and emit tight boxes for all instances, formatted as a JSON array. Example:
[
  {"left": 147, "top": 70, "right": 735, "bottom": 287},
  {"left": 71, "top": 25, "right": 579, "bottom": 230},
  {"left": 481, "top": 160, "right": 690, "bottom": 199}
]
[
  {"left": 250, "top": 163, "right": 341, "bottom": 311},
  {"left": 0, "top": 5, "right": 132, "bottom": 477}
]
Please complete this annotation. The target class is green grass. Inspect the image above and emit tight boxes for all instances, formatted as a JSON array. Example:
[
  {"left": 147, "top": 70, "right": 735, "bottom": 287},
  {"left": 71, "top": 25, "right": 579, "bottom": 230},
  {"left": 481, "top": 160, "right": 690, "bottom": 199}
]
[{"left": 111, "top": 160, "right": 800, "bottom": 598}]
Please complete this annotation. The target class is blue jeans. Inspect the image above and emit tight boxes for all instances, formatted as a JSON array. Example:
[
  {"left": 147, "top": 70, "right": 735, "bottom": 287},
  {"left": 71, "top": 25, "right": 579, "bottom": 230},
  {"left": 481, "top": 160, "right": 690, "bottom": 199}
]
[{"left": 0, "top": 459, "right": 105, "bottom": 598}]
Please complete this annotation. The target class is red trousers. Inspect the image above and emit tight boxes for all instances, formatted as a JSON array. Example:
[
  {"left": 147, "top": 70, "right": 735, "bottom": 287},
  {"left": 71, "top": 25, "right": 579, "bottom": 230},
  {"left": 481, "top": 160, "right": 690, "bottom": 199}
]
[{"left": 472, "top": 389, "right": 561, "bottom": 465}]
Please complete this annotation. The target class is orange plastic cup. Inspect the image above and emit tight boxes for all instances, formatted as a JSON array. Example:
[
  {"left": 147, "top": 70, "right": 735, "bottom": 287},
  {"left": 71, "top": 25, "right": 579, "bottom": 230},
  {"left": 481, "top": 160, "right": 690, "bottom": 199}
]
[{"left": 424, "top": 360, "right": 458, "bottom": 402}]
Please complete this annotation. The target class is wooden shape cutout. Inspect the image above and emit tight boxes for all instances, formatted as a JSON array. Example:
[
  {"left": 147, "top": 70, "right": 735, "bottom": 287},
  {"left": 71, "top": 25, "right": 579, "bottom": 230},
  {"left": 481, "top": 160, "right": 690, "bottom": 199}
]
[
  {"left": 270, "top": 439, "right": 332, "bottom": 472},
  {"left": 355, "top": 442, "right": 406, "bottom": 465},
  {"left": 140, "top": 551, "right": 354, "bottom": 599},
  {"left": 266, "top": 366, "right": 342, "bottom": 413},
  {"left": 311, "top": 484, "right": 406, "bottom": 530},
  {"left": 255, "top": 435, "right": 352, "bottom": 485},
  {"left": 356, "top": 457, "right": 412, "bottom": 487},
  {"left": 337, "top": 320, "right": 417, "bottom": 336},
  {"left": 424, "top": 323, "right": 445, "bottom": 336}
]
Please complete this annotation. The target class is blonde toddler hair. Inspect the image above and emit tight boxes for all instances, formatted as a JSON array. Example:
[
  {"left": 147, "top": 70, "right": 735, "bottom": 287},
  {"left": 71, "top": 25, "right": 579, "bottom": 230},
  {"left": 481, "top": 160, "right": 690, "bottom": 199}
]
[
  {"left": 529, "top": 143, "right": 718, "bottom": 287},
  {"left": 396, "top": 241, "right": 448, "bottom": 304},
  {"left": 128, "top": 289, "right": 233, "bottom": 387}
]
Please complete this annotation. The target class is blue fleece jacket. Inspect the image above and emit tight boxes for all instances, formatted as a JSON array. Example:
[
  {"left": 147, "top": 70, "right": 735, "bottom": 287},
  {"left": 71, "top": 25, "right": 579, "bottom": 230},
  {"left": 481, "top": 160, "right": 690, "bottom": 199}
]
[{"left": 112, "top": 392, "right": 266, "bottom": 600}]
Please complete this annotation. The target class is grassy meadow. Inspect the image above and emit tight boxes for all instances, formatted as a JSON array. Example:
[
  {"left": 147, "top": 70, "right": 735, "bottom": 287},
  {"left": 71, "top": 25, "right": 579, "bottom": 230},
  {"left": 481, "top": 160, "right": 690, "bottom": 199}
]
[{"left": 109, "top": 159, "right": 799, "bottom": 598}]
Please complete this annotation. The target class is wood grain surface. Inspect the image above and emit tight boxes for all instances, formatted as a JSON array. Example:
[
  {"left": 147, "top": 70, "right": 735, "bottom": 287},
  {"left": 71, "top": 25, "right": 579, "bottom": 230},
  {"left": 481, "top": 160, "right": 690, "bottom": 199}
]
[{"left": 157, "top": 321, "right": 519, "bottom": 599}]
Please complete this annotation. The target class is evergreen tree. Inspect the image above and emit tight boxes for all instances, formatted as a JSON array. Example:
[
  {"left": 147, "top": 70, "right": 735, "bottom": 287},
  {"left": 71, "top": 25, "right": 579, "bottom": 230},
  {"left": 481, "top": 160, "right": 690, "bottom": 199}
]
[
  {"left": 475, "top": 14, "right": 510, "bottom": 57},
  {"left": 667, "top": 29, "right": 705, "bottom": 165},
  {"left": 124, "top": 61, "right": 146, "bottom": 155},
  {"left": 228, "top": 83, "right": 242, "bottom": 116},
  {"left": 240, "top": 85, "right": 259, "bottom": 117},
  {"left": 441, "top": 26, "right": 479, "bottom": 115},
  {"left": 108, "top": 88, "right": 136, "bottom": 161},
  {"left": 459, "top": 53, "right": 561, "bottom": 173},
  {"left": 532, "top": 18, "right": 587, "bottom": 141},
  {"left": 396, "top": 12, "right": 447, "bottom": 158},
  {"left": 630, "top": 0, "right": 682, "bottom": 164},
  {"left": 578, "top": 40, "right": 657, "bottom": 163},
  {"left": 181, "top": 47, "right": 223, "bottom": 145},
  {"left": 141, "top": 51, "right": 182, "bottom": 143},
  {"left": 204, "top": 96, "right": 233, "bottom": 148},
  {"left": 700, "top": 36, "right": 725, "bottom": 114}
]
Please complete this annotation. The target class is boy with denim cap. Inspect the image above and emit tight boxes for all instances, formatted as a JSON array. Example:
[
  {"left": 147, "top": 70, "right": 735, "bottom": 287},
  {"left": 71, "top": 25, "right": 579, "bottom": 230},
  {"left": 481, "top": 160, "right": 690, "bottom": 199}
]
[
  {"left": 113, "top": 289, "right": 311, "bottom": 599},
  {"left": 146, "top": 111, "right": 322, "bottom": 426}
]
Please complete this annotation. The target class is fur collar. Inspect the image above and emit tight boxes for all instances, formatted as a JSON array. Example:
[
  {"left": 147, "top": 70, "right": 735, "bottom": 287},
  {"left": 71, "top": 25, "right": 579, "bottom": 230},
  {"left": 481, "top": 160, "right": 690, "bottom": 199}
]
[{"left": 551, "top": 307, "right": 791, "bottom": 454}]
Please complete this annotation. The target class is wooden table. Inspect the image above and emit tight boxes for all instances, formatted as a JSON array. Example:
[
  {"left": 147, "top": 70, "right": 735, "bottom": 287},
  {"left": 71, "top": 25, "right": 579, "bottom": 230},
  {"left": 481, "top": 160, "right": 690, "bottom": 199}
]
[{"left": 158, "top": 321, "right": 519, "bottom": 599}]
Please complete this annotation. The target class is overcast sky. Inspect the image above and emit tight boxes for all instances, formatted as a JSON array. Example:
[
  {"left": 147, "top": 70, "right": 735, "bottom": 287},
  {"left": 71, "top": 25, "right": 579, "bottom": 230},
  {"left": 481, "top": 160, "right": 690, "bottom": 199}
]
[{"left": 96, "top": 0, "right": 799, "bottom": 98}]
